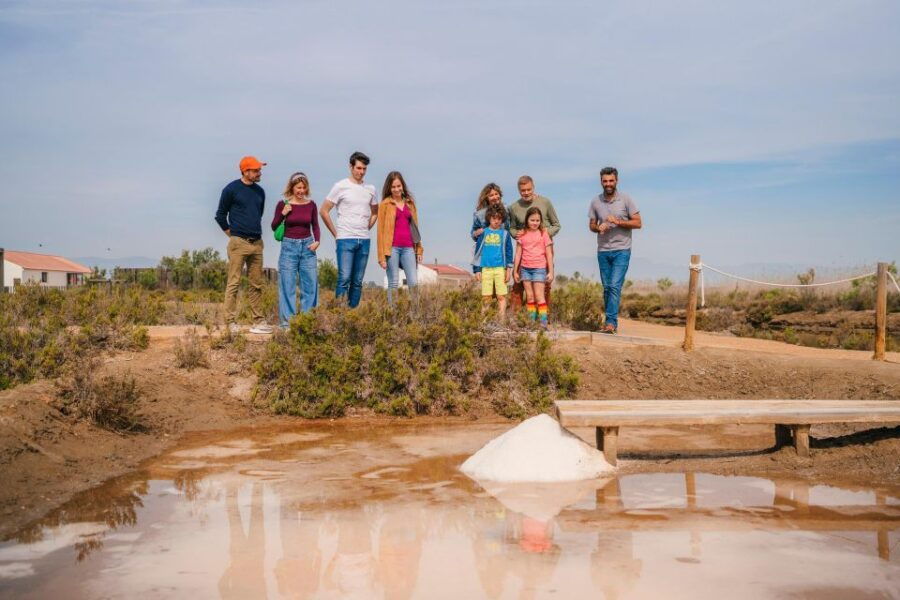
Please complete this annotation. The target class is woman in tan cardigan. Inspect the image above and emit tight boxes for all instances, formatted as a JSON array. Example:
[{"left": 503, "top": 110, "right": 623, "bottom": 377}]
[{"left": 377, "top": 171, "right": 423, "bottom": 306}]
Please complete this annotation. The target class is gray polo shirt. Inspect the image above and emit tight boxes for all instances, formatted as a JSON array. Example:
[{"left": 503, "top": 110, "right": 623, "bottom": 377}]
[{"left": 588, "top": 192, "right": 639, "bottom": 251}]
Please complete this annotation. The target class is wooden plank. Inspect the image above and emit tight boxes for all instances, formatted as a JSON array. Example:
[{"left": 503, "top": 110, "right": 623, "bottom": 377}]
[{"left": 555, "top": 400, "right": 900, "bottom": 427}]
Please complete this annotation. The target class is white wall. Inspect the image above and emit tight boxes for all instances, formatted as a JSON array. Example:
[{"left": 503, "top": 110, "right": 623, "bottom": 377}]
[
  {"left": 381, "top": 265, "right": 440, "bottom": 288},
  {"left": 3, "top": 260, "right": 22, "bottom": 289},
  {"left": 18, "top": 268, "right": 68, "bottom": 288}
]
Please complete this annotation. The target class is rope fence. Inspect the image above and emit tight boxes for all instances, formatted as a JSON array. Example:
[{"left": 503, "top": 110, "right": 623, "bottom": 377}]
[
  {"left": 683, "top": 255, "right": 897, "bottom": 360},
  {"left": 687, "top": 261, "right": 895, "bottom": 308}
]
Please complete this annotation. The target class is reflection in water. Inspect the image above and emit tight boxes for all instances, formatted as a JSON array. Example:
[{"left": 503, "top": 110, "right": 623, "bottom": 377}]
[
  {"left": 218, "top": 482, "right": 267, "bottom": 599},
  {"left": 0, "top": 424, "right": 897, "bottom": 599}
]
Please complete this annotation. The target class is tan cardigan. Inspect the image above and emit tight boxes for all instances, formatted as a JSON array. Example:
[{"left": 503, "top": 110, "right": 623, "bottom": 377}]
[{"left": 377, "top": 197, "right": 423, "bottom": 260}]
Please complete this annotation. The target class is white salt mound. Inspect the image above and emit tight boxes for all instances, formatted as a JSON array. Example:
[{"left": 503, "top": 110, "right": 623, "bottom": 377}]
[{"left": 460, "top": 414, "right": 615, "bottom": 482}]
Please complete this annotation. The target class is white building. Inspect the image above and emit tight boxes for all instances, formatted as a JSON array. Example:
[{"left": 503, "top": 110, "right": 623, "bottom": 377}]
[
  {"left": 2, "top": 250, "right": 91, "bottom": 290},
  {"left": 382, "top": 263, "right": 473, "bottom": 288}
]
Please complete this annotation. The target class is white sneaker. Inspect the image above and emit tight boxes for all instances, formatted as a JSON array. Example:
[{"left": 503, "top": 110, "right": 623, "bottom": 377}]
[
  {"left": 249, "top": 322, "right": 274, "bottom": 335},
  {"left": 228, "top": 323, "right": 241, "bottom": 334}
]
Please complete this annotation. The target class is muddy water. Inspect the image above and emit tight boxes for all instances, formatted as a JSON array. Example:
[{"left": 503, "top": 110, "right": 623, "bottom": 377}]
[{"left": 1, "top": 423, "right": 898, "bottom": 599}]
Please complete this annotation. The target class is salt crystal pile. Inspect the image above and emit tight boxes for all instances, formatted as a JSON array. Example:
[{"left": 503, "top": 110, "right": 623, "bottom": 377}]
[{"left": 460, "top": 414, "right": 615, "bottom": 482}]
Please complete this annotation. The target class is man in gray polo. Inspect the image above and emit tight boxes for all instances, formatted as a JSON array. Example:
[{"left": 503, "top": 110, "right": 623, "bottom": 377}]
[{"left": 588, "top": 167, "right": 642, "bottom": 334}]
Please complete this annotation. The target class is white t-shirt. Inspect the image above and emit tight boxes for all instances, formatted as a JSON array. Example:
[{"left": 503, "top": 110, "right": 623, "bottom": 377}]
[{"left": 326, "top": 178, "right": 378, "bottom": 239}]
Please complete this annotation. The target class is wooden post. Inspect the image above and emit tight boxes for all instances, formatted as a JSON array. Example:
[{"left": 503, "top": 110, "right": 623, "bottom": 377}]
[
  {"left": 792, "top": 424, "right": 810, "bottom": 458},
  {"left": 0, "top": 247, "right": 5, "bottom": 293},
  {"left": 683, "top": 254, "right": 701, "bottom": 351},
  {"left": 602, "top": 427, "right": 619, "bottom": 466},
  {"left": 874, "top": 262, "right": 887, "bottom": 361}
]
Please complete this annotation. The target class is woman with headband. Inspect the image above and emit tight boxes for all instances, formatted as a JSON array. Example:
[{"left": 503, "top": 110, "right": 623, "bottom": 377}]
[{"left": 272, "top": 171, "right": 320, "bottom": 328}]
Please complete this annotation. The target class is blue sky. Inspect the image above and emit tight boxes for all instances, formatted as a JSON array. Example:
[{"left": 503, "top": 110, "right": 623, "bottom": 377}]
[{"left": 1, "top": 0, "right": 898, "bottom": 278}]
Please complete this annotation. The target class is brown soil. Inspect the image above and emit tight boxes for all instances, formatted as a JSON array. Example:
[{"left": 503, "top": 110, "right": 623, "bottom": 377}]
[{"left": 1, "top": 324, "right": 898, "bottom": 539}]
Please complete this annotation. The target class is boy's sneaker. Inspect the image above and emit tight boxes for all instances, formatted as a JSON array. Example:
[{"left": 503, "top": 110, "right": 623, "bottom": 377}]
[
  {"left": 249, "top": 322, "right": 274, "bottom": 335},
  {"left": 227, "top": 323, "right": 241, "bottom": 334}
]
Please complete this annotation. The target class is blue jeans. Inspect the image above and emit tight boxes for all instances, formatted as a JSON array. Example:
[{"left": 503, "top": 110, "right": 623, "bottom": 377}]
[
  {"left": 386, "top": 246, "right": 418, "bottom": 306},
  {"left": 278, "top": 236, "right": 318, "bottom": 327},
  {"left": 597, "top": 249, "right": 631, "bottom": 328},
  {"left": 336, "top": 238, "right": 370, "bottom": 308}
]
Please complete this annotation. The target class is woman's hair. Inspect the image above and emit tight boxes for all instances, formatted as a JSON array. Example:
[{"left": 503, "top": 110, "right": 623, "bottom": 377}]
[
  {"left": 382, "top": 171, "right": 413, "bottom": 202},
  {"left": 524, "top": 206, "right": 545, "bottom": 231},
  {"left": 476, "top": 182, "right": 503, "bottom": 210},
  {"left": 282, "top": 171, "right": 310, "bottom": 200},
  {"left": 485, "top": 204, "right": 506, "bottom": 224}
]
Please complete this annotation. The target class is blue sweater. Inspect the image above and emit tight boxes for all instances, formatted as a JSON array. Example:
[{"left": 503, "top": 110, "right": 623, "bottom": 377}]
[{"left": 215, "top": 180, "right": 265, "bottom": 238}]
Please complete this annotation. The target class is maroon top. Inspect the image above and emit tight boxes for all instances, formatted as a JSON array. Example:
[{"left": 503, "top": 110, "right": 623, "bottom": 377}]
[
  {"left": 271, "top": 200, "right": 320, "bottom": 241},
  {"left": 392, "top": 203, "right": 414, "bottom": 248}
]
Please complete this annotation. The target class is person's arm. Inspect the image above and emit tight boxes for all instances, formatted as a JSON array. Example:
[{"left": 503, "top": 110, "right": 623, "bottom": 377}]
[
  {"left": 507, "top": 205, "right": 522, "bottom": 238},
  {"left": 545, "top": 201, "right": 561, "bottom": 237},
  {"left": 215, "top": 186, "right": 233, "bottom": 236},
  {"left": 471, "top": 212, "right": 483, "bottom": 240},
  {"left": 319, "top": 199, "right": 338, "bottom": 238},
  {"left": 369, "top": 203, "right": 378, "bottom": 229},
  {"left": 606, "top": 212, "right": 642, "bottom": 229},
  {"left": 504, "top": 231, "right": 515, "bottom": 281},
  {"left": 309, "top": 203, "right": 321, "bottom": 250},
  {"left": 376, "top": 202, "right": 388, "bottom": 268},
  {"left": 271, "top": 201, "right": 287, "bottom": 231},
  {"left": 545, "top": 241, "right": 554, "bottom": 283},
  {"left": 513, "top": 242, "right": 522, "bottom": 283}
]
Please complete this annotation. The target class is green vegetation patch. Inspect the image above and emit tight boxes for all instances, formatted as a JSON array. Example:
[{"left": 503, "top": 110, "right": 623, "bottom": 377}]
[{"left": 256, "top": 290, "right": 578, "bottom": 418}]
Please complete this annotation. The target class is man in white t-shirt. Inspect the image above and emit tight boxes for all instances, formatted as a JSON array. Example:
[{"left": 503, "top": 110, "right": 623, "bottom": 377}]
[{"left": 320, "top": 151, "right": 379, "bottom": 308}]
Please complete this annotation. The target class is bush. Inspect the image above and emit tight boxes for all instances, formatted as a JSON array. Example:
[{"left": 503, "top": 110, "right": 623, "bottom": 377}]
[
  {"left": 550, "top": 280, "right": 604, "bottom": 331},
  {"left": 173, "top": 329, "right": 209, "bottom": 370},
  {"left": 256, "top": 289, "right": 578, "bottom": 418},
  {"left": 56, "top": 359, "right": 145, "bottom": 432},
  {"left": 318, "top": 258, "right": 338, "bottom": 291}
]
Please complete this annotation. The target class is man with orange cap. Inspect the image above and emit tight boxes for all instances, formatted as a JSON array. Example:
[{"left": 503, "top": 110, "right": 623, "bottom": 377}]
[{"left": 215, "top": 156, "right": 273, "bottom": 334}]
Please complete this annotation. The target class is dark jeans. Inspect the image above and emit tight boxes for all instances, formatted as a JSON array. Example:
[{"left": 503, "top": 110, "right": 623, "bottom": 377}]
[
  {"left": 597, "top": 249, "right": 631, "bottom": 328},
  {"left": 336, "top": 238, "right": 370, "bottom": 308}
]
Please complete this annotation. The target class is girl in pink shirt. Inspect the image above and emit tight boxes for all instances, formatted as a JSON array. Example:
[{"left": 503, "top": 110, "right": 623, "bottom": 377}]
[{"left": 513, "top": 207, "right": 554, "bottom": 325}]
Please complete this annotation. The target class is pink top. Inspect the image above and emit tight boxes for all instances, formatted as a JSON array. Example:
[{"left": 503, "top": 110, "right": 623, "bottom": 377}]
[
  {"left": 392, "top": 203, "right": 414, "bottom": 248},
  {"left": 518, "top": 229, "right": 552, "bottom": 268}
]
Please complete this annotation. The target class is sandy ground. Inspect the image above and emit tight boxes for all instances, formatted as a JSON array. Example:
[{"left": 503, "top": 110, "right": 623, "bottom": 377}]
[{"left": 1, "top": 322, "right": 898, "bottom": 539}]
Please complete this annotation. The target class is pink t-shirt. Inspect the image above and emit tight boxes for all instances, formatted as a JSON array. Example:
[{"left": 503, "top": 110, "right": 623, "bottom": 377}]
[
  {"left": 392, "top": 203, "right": 414, "bottom": 248},
  {"left": 519, "top": 229, "right": 552, "bottom": 268}
]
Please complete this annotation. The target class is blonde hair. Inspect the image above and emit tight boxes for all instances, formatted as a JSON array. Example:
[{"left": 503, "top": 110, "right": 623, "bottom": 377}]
[{"left": 282, "top": 172, "right": 311, "bottom": 200}]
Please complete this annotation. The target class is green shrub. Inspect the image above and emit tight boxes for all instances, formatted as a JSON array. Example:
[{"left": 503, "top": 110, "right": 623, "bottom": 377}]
[
  {"left": 173, "top": 329, "right": 209, "bottom": 370},
  {"left": 56, "top": 360, "right": 145, "bottom": 432},
  {"left": 256, "top": 289, "right": 578, "bottom": 418},
  {"left": 550, "top": 280, "right": 604, "bottom": 331}
]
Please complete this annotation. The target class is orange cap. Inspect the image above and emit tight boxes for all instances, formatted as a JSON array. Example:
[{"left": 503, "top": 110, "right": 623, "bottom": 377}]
[{"left": 239, "top": 156, "right": 267, "bottom": 172}]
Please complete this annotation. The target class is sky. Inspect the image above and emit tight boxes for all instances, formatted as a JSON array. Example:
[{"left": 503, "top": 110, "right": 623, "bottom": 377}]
[{"left": 1, "top": 0, "right": 898, "bottom": 279}]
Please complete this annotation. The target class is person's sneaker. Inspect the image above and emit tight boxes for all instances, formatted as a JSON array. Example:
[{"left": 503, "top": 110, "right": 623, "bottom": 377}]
[
  {"left": 249, "top": 322, "right": 274, "bottom": 335},
  {"left": 600, "top": 324, "right": 617, "bottom": 335},
  {"left": 227, "top": 322, "right": 241, "bottom": 334}
]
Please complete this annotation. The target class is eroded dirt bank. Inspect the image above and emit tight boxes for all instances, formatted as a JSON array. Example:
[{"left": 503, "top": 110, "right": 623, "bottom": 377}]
[{"left": 1, "top": 331, "right": 899, "bottom": 539}]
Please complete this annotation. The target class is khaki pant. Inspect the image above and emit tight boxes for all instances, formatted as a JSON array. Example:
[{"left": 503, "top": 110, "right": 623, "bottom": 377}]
[{"left": 225, "top": 236, "right": 264, "bottom": 323}]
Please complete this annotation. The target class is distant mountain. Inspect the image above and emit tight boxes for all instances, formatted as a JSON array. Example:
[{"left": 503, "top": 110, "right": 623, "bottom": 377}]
[{"left": 73, "top": 256, "right": 158, "bottom": 270}]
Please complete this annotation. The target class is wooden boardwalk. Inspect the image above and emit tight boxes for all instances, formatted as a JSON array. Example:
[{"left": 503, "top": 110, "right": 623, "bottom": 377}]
[{"left": 555, "top": 399, "right": 900, "bottom": 465}]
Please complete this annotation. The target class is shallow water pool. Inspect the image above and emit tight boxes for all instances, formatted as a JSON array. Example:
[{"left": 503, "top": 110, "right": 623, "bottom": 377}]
[{"left": 1, "top": 423, "right": 898, "bottom": 599}]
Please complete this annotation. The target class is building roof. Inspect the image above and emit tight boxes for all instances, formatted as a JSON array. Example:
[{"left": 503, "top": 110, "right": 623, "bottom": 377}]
[
  {"left": 424, "top": 263, "right": 472, "bottom": 277},
  {"left": 3, "top": 250, "right": 92, "bottom": 274}
]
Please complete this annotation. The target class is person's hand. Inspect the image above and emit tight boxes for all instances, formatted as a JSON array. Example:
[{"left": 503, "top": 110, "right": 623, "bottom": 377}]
[
  {"left": 475, "top": 272, "right": 482, "bottom": 281},
  {"left": 515, "top": 230, "right": 524, "bottom": 239},
  {"left": 473, "top": 228, "right": 484, "bottom": 238},
  {"left": 597, "top": 222, "right": 611, "bottom": 234},
  {"left": 605, "top": 214, "right": 619, "bottom": 225},
  {"left": 379, "top": 259, "right": 387, "bottom": 269},
  {"left": 546, "top": 271, "right": 554, "bottom": 283},
  {"left": 416, "top": 254, "right": 423, "bottom": 264},
  {"left": 282, "top": 203, "right": 293, "bottom": 216},
  {"left": 505, "top": 268, "right": 513, "bottom": 282},
  {"left": 513, "top": 269, "right": 521, "bottom": 283},
  {"left": 308, "top": 241, "right": 320, "bottom": 252}
]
